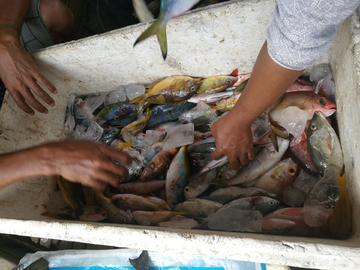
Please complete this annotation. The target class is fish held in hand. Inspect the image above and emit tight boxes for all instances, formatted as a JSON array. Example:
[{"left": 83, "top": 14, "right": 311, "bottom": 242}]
[{"left": 133, "top": 0, "right": 201, "bottom": 60}]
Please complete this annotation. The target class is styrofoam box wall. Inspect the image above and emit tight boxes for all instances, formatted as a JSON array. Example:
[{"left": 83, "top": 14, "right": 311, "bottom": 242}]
[{"left": 0, "top": 0, "right": 359, "bottom": 268}]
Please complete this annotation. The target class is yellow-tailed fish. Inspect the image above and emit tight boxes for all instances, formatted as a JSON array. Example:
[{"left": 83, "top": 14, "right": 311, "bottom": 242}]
[
  {"left": 93, "top": 188, "right": 132, "bottom": 223},
  {"left": 329, "top": 174, "right": 352, "bottom": 239},
  {"left": 130, "top": 76, "right": 202, "bottom": 113},
  {"left": 41, "top": 205, "right": 107, "bottom": 222},
  {"left": 111, "top": 194, "right": 168, "bottom": 211},
  {"left": 210, "top": 94, "right": 241, "bottom": 112},
  {"left": 116, "top": 141, "right": 133, "bottom": 150},
  {"left": 133, "top": 0, "right": 201, "bottom": 60},
  {"left": 120, "top": 108, "right": 152, "bottom": 140},
  {"left": 131, "top": 210, "right": 186, "bottom": 225},
  {"left": 197, "top": 76, "right": 238, "bottom": 94}
]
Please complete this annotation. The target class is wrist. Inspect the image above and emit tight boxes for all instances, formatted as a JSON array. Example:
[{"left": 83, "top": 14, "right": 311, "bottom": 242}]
[
  {"left": 31, "top": 144, "right": 57, "bottom": 176},
  {"left": 0, "top": 28, "right": 20, "bottom": 45}
]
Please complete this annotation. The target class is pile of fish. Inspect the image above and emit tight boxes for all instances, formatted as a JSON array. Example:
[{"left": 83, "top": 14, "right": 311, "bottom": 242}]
[{"left": 46, "top": 63, "right": 351, "bottom": 239}]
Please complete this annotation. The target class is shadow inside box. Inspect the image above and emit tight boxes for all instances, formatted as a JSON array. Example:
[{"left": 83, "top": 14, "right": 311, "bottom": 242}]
[{"left": 0, "top": 80, "right": 5, "bottom": 110}]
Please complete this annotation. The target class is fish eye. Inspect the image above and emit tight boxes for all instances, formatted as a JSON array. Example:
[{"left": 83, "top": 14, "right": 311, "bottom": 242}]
[
  {"left": 310, "top": 124, "right": 317, "bottom": 131},
  {"left": 121, "top": 217, "right": 127, "bottom": 221},
  {"left": 190, "top": 86, "right": 196, "bottom": 92},
  {"left": 185, "top": 187, "right": 190, "bottom": 192},
  {"left": 288, "top": 167, "right": 296, "bottom": 175},
  {"left": 317, "top": 97, "right": 326, "bottom": 107},
  {"left": 269, "top": 201, "right": 275, "bottom": 205},
  {"left": 226, "top": 79, "right": 232, "bottom": 85}
]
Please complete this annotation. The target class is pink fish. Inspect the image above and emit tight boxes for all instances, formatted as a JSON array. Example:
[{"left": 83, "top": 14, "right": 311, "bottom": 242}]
[{"left": 285, "top": 82, "right": 314, "bottom": 93}]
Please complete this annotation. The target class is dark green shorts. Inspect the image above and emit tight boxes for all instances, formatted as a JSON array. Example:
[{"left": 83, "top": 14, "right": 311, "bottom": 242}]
[{"left": 20, "top": 0, "right": 55, "bottom": 52}]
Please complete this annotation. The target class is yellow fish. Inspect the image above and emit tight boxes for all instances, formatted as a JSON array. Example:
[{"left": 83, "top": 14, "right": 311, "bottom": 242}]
[
  {"left": 329, "top": 174, "right": 352, "bottom": 239},
  {"left": 120, "top": 108, "right": 152, "bottom": 139},
  {"left": 130, "top": 76, "right": 202, "bottom": 113},
  {"left": 211, "top": 94, "right": 241, "bottom": 112}
]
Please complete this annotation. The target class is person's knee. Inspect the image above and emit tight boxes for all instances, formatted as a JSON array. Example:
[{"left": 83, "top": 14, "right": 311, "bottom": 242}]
[{"left": 40, "top": 0, "right": 75, "bottom": 43}]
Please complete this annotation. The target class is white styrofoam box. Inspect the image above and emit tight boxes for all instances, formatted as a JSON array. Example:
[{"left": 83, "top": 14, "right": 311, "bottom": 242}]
[{"left": 0, "top": 0, "right": 359, "bottom": 268}]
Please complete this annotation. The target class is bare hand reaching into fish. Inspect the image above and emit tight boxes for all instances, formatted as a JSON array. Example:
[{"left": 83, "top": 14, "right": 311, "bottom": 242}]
[{"left": 0, "top": 140, "right": 131, "bottom": 190}]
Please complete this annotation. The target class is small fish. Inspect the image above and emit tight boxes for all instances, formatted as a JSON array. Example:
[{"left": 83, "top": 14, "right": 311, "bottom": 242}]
[
  {"left": 74, "top": 98, "right": 94, "bottom": 127},
  {"left": 261, "top": 218, "right": 297, "bottom": 235},
  {"left": 210, "top": 94, "right": 241, "bottom": 112},
  {"left": 285, "top": 82, "right": 314, "bottom": 93},
  {"left": 166, "top": 146, "right": 191, "bottom": 208},
  {"left": 130, "top": 76, "right": 202, "bottom": 113},
  {"left": 254, "top": 158, "right": 299, "bottom": 199},
  {"left": 190, "top": 155, "right": 228, "bottom": 180},
  {"left": 223, "top": 137, "right": 289, "bottom": 187},
  {"left": 329, "top": 174, "right": 352, "bottom": 239},
  {"left": 187, "top": 91, "right": 234, "bottom": 104},
  {"left": 200, "top": 186, "right": 279, "bottom": 204},
  {"left": 96, "top": 102, "right": 138, "bottom": 124},
  {"left": 133, "top": 0, "right": 201, "bottom": 59},
  {"left": 269, "top": 92, "right": 336, "bottom": 126},
  {"left": 99, "top": 127, "right": 121, "bottom": 145},
  {"left": 218, "top": 196, "right": 280, "bottom": 216},
  {"left": 111, "top": 194, "right": 168, "bottom": 211},
  {"left": 174, "top": 198, "right": 223, "bottom": 217},
  {"left": 120, "top": 108, "right": 152, "bottom": 139},
  {"left": 184, "top": 169, "right": 217, "bottom": 199},
  {"left": 115, "top": 180, "right": 165, "bottom": 195},
  {"left": 233, "top": 73, "right": 251, "bottom": 87},
  {"left": 140, "top": 148, "right": 179, "bottom": 182},
  {"left": 143, "top": 195, "right": 172, "bottom": 210},
  {"left": 215, "top": 163, "right": 239, "bottom": 181},
  {"left": 187, "top": 136, "right": 215, "bottom": 153},
  {"left": 146, "top": 103, "right": 196, "bottom": 128},
  {"left": 93, "top": 188, "right": 132, "bottom": 224},
  {"left": 307, "top": 112, "right": 343, "bottom": 175},
  {"left": 105, "top": 111, "right": 139, "bottom": 127},
  {"left": 158, "top": 215, "right": 199, "bottom": 229},
  {"left": 197, "top": 76, "right": 238, "bottom": 94},
  {"left": 131, "top": 210, "right": 186, "bottom": 226}
]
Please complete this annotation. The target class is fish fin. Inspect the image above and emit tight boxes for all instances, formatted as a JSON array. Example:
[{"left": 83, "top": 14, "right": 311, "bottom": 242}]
[
  {"left": 229, "top": 69, "right": 238, "bottom": 76},
  {"left": 209, "top": 105, "right": 218, "bottom": 112},
  {"left": 130, "top": 95, "right": 146, "bottom": 113},
  {"left": 132, "top": 0, "right": 154, "bottom": 22},
  {"left": 134, "top": 19, "right": 167, "bottom": 60},
  {"left": 155, "top": 202, "right": 169, "bottom": 211},
  {"left": 129, "top": 250, "right": 149, "bottom": 270}
]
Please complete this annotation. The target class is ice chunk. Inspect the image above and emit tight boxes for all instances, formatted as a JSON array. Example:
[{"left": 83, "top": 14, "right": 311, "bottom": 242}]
[
  {"left": 310, "top": 64, "right": 332, "bottom": 82},
  {"left": 125, "top": 83, "right": 146, "bottom": 101},
  {"left": 84, "top": 92, "right": 108, "bottom": 112},
  {"left": 132, "top": 133, "right": 150, "bottom": 153},
  {"left": 161, "top": 123, "right": 194, "bottom": 150},
  {"left": 105, "top": 86, "right": 128, "bottom": 105},
  {"left": 314, "top": 78, "right": 335, "bottom": 103},
  {"left": 179, "top": 101, "right": 217, "bottom": 125},
  {"left": 282, "top": 186, "right": 307, "bottom": 207},
  {"left": 73, "top": 121, "right": 104, "bottom": 141},
  {"left": 64, "top": 94, "right": 76, "bottom": 131},
  {"left": 279, "top": 106, "right": 307, "bottom": 138},
  {"left": 145, "top": 129, "right": 166, "bottom": 145},
  {"left": 208, "top": 209, "right": 262, "bottom": 232},
  {"left": 74, "top": 98, "right": 95, "bottom": 128}
]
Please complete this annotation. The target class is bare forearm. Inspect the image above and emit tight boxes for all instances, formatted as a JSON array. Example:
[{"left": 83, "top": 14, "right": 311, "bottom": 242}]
[
  {"left": 0, "top": 146, "right": 51, "bottom": 189},
  {"left": 229, "top": 41, "right": 304, "bottom": 126}
]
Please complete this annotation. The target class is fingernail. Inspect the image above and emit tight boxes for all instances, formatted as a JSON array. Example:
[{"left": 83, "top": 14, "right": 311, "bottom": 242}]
[
  {"left": 53, "top": 90, "right": 58, "bottom": 94},
  {"left": 50, "top": 101, "right": 55, "bottom": 106},
  {"left": 30, "top": 112, "right": 35, "bottom": 116},
  {"left": 43, "top": 110, "right": 49, "bottom": 114}
]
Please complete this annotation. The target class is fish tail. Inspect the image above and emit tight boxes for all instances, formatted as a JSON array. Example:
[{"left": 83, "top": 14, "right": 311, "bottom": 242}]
[
  {"left": 155, "top": 202, "right": 169, "bottom": 211},
  {"left": 210, "top": 105, "right": 218, "bottom": 112},
  {"left": 134, "top": 19, "right": 167, "bottom": 60}
]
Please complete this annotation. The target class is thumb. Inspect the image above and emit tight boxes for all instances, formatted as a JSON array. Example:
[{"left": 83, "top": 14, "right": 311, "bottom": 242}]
[{"left": 211, "top": 147, "right": 223, "bottom": 161}]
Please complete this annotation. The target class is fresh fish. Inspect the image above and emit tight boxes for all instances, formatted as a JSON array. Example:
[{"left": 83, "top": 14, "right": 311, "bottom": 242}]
[
  {"left": 166, "top": 146, "right": 191, "bottom": 208},
  {"left": 120, "top": 147, "right": 145, "bottom": 183},
  {"left": 115, "top": 180, "right": 166, "bottom": 195},
  {"left": 140, "top": 148, "right": 178, "bottom": 182},
  {"left": 178, "top": 101, "right": 217, "bottom": 125},
  {"left": 158, "top": 215, "right": 199, "bottom": 229},
  {"left": 131, "top": 210, "right": 186, "bottom": 226},
  {"left": 105, "top": 111, "right": 138, "bottom": 127},
  {"left": 269, "top": 92, "right": 336, "bottom": 126},
  {"left": 129, "top": 250, "right": 150, "bottom": 270},
  {"left": 134, "top": 0, "right": 201, "bottom": 59},
  {"left": 93, "top": 188, "right": 132, "bottom": 224},
  {"left": 130, "top": 76, "right": 202, "bottom": 113},
  {"left": 207, "top": 209, "right": 263, "bottom": 232},
  {"left": 223, "top": 137, "right": 289, "bottom": 186},
  {"left": 329, "top": 174, "right": 352, "bottom": 239},
  {"left": 184, "top": 169, "right": 217, "bottom": 199},
  {"left": 41, "top": 205, "right": 107, "bottom": 222},
  {"left": 56, "top": 176, "right": 85, "bottom": 218},
  {"left": 307, "top": 112, "right": 343, "bottom": 175},
  {"left": 74, "top": 98, "right": 94, "bottom": 127},
  {"left": 188, "top": 152, "right": 214, "bottom": 171},
  {"left": 142, "top": 142, "right": 163, "bottom": 166},
  {"left": 261, "top": 218, "right": 297, "bottom": 235},
  {"left": 96, "top": 102, "right": 138, "bottom": 124},
  {"left": 215, "top": 163, "right": 240, "bottom": 181},
  {"left": 174, "top": 198, "right": 222, "bottom": 217},
  {"left": 99, "top": 127, "right": 120, "bottom": 145},
  {"left": 190, "top": 155, "right": 228, "bottom": 179},
  {"left": 111, "top": 194, "right": 168, "bottom": 211},
  {"left": 187, "top": 91, "right": 234, "bottom": 104},
  {"left": 210, "top": 94, "right": 241, "bottom": 112},
  {"left": 218, "top": 196, "right": 280, "bottom": 216},
  {"left": 187, "top": 136, "right": 215, "bottom": 153},
  {"left": 254, "top": 158, "right": 299, "bottom": 199},
  {"left": 120, "top": 108, "right": 152, "bottom": 140},
  {"left": 146, "top": 103, "right": 196, "bottom": 128},
  {"left": 233, "top": 73, "right": 251, "bottom": 87},
  {"left": 200, "top": 186, "right": 279, "bottom": 204},
  {"left": 197, "top": 76, "right": 238, "bottom": 94},
  {"left": 142, "top": 195, "right": 172, "bottom": 210},
  {"left": 288, "top": 131, "right": 320, "bottom": 175},
  {"left": 285, "top": 82, "right": 314, "bottom": 93}
]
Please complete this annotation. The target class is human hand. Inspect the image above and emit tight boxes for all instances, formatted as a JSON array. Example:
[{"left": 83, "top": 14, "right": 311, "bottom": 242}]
[
  {"left": 211, "top": 111, "right": 255, "bottom": 170},
  {"left": 0, "top": 38, "right": 57, "bottom": 114},
  {"left": 40, "top": 140, "right": 132, "bottom": 189}
]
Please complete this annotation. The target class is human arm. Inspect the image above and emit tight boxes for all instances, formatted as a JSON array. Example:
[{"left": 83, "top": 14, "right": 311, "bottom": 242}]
[
  {"left": 0, "top": 0, "right": 57, "bottom": 115},
  {"left": 211, "top": 41, "right": 303, "bottom": 169},
  {"left": 0, "top": 140, "right": 131, "bottom": 190}
]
